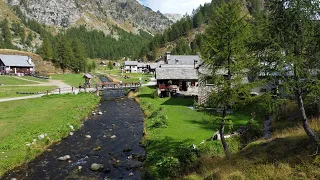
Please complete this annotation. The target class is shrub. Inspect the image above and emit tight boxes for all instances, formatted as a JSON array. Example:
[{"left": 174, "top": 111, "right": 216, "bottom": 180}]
[
  {"left": 151, "top": 114, "right": 168, "bottom": 128},
  {"left": 156, "top": 156, "right": 180, "bottom": 178},
  {"left": 151, "top": 90, "right": 159, "bottom": 99}
]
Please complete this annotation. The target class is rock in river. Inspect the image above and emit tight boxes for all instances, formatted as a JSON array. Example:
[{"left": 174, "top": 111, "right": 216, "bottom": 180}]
[
  {"left": 91, "top": 163, "right": 104, "bottom": 171},
  {"left": 58, "top": 155, "right": 71, "bottom": 161}
]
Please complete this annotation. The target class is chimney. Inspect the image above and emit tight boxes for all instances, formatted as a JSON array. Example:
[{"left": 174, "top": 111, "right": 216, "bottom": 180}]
[
  {"left": 27, "top": 57, "right": 32, "bottom": 65},
  {"left": 165, "top": 52, "right": 171, "bottom": 64}
]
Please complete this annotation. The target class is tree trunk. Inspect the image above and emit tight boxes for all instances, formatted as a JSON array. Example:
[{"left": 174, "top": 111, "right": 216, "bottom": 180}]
[
  {"left": 220, "top": 108, "right": 231, "bottom": 158},
  {"left": 295, "top": 90, "right": 320, "bottom": 144}
]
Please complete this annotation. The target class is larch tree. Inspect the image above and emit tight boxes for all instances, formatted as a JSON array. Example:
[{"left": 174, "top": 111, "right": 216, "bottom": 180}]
[
  {"left": 265, "top": 0, "right": 320, "bottom": 144},
  {"left": 201, "top": 0, "right": 252, "bottom": 158}
]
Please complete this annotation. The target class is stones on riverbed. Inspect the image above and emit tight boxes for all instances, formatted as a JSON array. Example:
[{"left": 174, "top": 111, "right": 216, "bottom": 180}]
[
  {"left": 92, "top": 112, "right": 97, "bottom": 115},
  {"left": 58, "top": 155, "right": 71, "bottom": 161},
  {"left": 85, "top": 135, "right": 92, "bottom": 139},
  {"left": 91, "top": 163, "right": 104, "bottom": 171},
  {"left": 110, "top": 135, "right": 116, "bottom": 139},
  {"left": 78, "top": 166, "right": 82, "bottom": 171},
  {"left": 94, "top": 146, "right": 102, "bottom": 151},
  {"left": 69, "top": 125, "right": 74, "bottom": 131},
  {"left": 112, "top": 160, "right": 120, "bottom": 167},
  {"left": 69, "top": 132, "right": 74, "bottom": 136},
  {"left": 129, "top": 172, "right": 134, "bottom": 176},
  {"left": 98, "top": 112, "right": 103, "bottom": 115},
  {"left": 123, "top": 148, "right": 132, "bottom": 153},
  {"left": 127, "top": 155, "right": 133, "bottom": 159}
]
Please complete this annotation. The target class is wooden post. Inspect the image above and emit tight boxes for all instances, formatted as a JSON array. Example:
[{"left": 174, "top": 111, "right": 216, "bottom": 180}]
[
  {"left": 72, "top": 87, "right": 74, "bottom": 93},
  {"left": 46, "top": 90, "right": 49, "bottom": 95},
  {"left": 59, "top": 88, "right": 61, "bottom": 94}
]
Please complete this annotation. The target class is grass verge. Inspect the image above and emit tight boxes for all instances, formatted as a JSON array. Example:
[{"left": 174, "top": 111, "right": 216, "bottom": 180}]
[
  {"left": 51, "top": 74, "right": 100, "bottom": 87},
  {"left": 0, "top": 86, "right": 57, "bottom": 98},
  {"left": 106, "top": 69, "right": 152, "bottom": 84},
  {"left": 0, "top": 76, "right": 38, "bottom": 85},
  {"left": 0, "top": 93, "right": 100, "bottom": 176}
]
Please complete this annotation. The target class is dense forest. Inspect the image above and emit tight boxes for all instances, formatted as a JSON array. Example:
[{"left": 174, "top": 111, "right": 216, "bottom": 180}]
[
  {"left": 0, "top": 5, "right": 153, "bottom": 72},
  {"left": 140, "top": 0, "right": 264, "bottom": 60}
]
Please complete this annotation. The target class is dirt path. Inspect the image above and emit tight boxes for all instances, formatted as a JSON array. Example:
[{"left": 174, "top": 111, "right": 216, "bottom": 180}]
[{"left": 1, "top": 93, "right": 145, "bottom": 179}]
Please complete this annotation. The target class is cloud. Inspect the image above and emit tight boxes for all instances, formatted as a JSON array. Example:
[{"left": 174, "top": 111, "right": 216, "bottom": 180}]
[{"left": 138, "top": 0, "right": 212, "bottom": 15}]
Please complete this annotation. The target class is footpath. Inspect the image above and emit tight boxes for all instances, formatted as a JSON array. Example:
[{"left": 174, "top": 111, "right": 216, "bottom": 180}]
[{"left": 0, "top": 77, "right": 92, "bottom": 103}]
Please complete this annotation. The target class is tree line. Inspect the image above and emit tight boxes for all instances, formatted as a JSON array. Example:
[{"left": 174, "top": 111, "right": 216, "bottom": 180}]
[{"left": 0, "top": 6, "right": 152, "bottom": 72}]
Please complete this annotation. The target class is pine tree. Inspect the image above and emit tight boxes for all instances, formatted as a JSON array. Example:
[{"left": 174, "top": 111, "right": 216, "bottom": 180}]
[
  {"left": 56, "top": 36, "right": 75, "bottom": 72},
  {"left": 201, "top": 0, "right": 252, "bottom": 158},
  {"left": 2, "top": 18, "right": 13, "bottom": 48},
  {"left": 39, "top": 36, "right": 53, "bottom": 60},
  {"left": 108, "top": 61, "right": 113, "bottom": 70},
  {"left": 72, "top": 39, "right": 87, "bottom": 72}
]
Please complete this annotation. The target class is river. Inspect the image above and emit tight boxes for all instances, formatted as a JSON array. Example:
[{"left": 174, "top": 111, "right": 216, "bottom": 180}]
[{"left": 1, "top": 77, "right": 145, "bottom": 180}]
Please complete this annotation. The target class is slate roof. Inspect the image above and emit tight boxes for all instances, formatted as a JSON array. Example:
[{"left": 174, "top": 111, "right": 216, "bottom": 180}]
[
  {"left": 124, "top": 61, "right": 138, "bottom": 66},
  {"left": 156, "top": 67, "right": 198, "bottom": 80},
  {"left": 0, "top": 55, "right": 35, "bottom": 67},
  {"left": 138, "top": 63, "right": 146, "bottom": 68},
  {"left": 167, "top": 55, "right": 201, "bottom": 65}
]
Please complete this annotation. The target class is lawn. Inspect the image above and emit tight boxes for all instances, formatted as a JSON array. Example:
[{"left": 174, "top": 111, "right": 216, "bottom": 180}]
[
  {"left": 51, "top": 74, "right": 100, "bottom": 87},
  {"left": 22, "top": 76, "right": 49, "bottom": 83},
  {"left": 0, "top": 76, "right": 39, "bottom": 85},
  {"left": 139, "top": 86, "right": 250, "bottom": 143},
  {"left": 137, "top": 86, "right": 251, "bottom": 179},
  {"left": 0, "top": 86, "right": 58, "bottom": 98},
  {"left": 0, "top": 93, "right": 100, "bottom": 176},
  {"left": 106, "top": 69, "right": 153, "bottom": 84}
]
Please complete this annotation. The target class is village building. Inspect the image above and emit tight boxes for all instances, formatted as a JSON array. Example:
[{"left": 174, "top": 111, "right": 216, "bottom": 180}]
[
  {"left": 0, "top": 55, "right": 35, "bottom": 75},
  {"left": 124, "top": 61, "right": 138, "bottom": 73},
  {"left": 155, "top": 52, "right": 202, "bottom": 97}
]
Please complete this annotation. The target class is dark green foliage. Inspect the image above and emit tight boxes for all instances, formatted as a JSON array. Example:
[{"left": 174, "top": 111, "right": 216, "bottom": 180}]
[
  {"left": 39, "top": 36, "right": 53, "bottom": 60},
  {"left": 108, "top": 61, "right": 113, "bottom": 70},
  {"left": 0, "top": 19, "right": 15, "bottom": 49}
]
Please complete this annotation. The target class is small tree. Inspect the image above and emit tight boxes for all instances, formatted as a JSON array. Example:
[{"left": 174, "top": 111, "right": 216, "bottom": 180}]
[
  {"left": 201, "top": 0, "right": 252, "bottom": 158},
  {"left": 108, "top": 61, "right": 113, "bottom": 70}
]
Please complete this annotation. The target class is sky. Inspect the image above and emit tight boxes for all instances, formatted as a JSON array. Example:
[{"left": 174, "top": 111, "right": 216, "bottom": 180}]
[{"left": 137, "top": 0, "right": 212, "bottom": 15}]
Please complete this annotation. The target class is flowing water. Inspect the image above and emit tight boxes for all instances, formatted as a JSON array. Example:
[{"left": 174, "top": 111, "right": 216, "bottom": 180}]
[{"left": 2, "top": 78, "right": 145, "bottom": 180}]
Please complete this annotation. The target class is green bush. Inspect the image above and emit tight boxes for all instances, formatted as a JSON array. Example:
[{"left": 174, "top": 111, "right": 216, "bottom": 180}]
[
  {"left": 151, "top": 90, "right": 159, "bottom": 99},
  {"left": 156, "top": 156, "right": 180, "bottom": 178}
]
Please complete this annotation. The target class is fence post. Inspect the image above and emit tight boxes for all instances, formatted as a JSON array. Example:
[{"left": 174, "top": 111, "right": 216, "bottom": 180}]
[
  {"left": 72, "top": 87, "right": 74, "bottom": 93},
  {"left": 59, "top": 88, "right": 61, "bottom": 94},
  {"left": 46, "top": 90, "right": 49, "bottom": 95}
]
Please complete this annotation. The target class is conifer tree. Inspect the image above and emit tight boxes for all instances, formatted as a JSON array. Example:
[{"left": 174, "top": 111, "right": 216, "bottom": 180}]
[
  {"left": 39, "top": 36, "right": 53, "bottom": 60},
  {"left": 201, "top": 0, "right": 252, "bottom": 158},
  {"left": 265, "top": 0, "right": 320, "bottom": 144},
  {"left": 2, "top": 18, "right": 13, "bottom": 48}
]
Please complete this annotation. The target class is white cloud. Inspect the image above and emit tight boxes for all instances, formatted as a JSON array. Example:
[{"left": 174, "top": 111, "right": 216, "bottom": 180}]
[{"left": 139, "top": 0, "right": 212, "bottom": 15}]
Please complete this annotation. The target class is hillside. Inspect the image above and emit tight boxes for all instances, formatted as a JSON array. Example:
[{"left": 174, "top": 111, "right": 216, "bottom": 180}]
[
  {"left": 0, "top": 49, "right": 64, "bottom": 74},
  {"left": 141, "top": 0, "right": 265, "bottom": 60},
  {"left": 3, "top": 0, "right": 172, "bottom": 35}
]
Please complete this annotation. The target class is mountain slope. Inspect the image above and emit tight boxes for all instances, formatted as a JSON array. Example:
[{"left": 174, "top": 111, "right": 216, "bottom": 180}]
[{"left": 3, "top": 0, "right": 172, "bottom": 34}]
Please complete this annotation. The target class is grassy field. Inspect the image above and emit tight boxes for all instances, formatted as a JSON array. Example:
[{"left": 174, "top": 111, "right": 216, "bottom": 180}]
[
  {"left": 0, "top": 76, "right": 39, "bottom": 85},
  {"left": 0, "top": 93, "right": 100, "bottom": 176},
  {"left": 0, "top": 86, "right": 58, "bottom": 98},
  {"left": 22, "top": 76, "right": 49, "bottom": 83},
  {"left": 106, "top": 69, "right": 153, "bottom": 83},
  {"left": 51, "top": 74, "right": 100, "bottom": 87},
  {"left": 137, "top": 86, "right": 251, "bottom": 179}
]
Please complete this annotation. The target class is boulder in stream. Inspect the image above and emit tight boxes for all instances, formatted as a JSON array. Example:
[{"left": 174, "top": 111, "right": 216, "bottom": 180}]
[
  {"left": 58, "top": 155, "right": 71, "bottom": 161},
  {"left": 91, "top": 163, "right": 104, "bottom": 171},
  {"left": 110, "top": 135, "right": 116, "bottom": 139}
]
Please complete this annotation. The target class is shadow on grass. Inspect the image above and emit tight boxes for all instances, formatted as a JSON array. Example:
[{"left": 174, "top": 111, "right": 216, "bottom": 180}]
[{"left": 161, "top": 97, "right": 195, "bottom": 106}]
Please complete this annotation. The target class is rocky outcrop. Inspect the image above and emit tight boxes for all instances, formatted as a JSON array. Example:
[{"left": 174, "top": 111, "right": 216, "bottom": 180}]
[
  {"left": 4, "top": 0, "right": 172, "bottom": 33},
  {"left": 164, "top": 13, "right": 183, "bottom": 23}
]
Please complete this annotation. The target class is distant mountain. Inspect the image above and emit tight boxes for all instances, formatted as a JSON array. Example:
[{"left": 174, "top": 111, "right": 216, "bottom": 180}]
[
  {"left": 3, "top": 0, "right": 172, "bottom": 34},
  {"left": 164, "top": 13, "right": 184, "bottom": 23}
]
